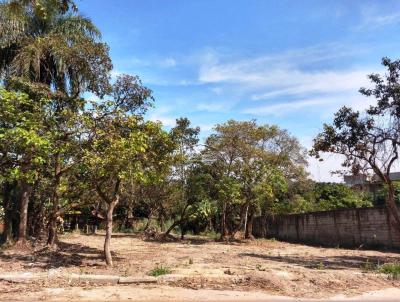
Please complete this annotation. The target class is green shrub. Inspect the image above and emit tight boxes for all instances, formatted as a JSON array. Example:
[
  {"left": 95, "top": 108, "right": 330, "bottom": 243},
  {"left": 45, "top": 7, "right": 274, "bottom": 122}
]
[
  {"left": 148, "top": 265, "right": 171, "bottom": 277},
  {"left": 379, "top": 263, "right": 400, "bottom": 279}
]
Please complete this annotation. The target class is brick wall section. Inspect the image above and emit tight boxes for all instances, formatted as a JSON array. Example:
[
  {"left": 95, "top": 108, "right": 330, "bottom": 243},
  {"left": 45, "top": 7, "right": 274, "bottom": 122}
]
[{"left": 252, "top": 206, "right": 400, "bottom": 249}]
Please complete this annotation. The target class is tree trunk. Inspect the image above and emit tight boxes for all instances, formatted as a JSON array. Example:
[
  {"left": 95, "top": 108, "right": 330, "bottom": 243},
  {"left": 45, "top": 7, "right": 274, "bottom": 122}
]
[
  {"left": 220, "top": 201, "right": 229, "bottom": 240},
  {"left": 104, "top": 196, "right": 119, "bottom": 266},
  {"left": 124, "top": 203, "right": 134, "bottom": 229},
  {"left": 243, "top": 204, "right": 249, "bottom": 235},
  {"left": 386, "top": 182, "right": 400, "bottom": 230},
  {"left": 245, "top": 210, "right": 255, "bottom": 239},
  {"left": 159, "top": 210, "right": 165, "bottom": 232},
  {"left": 17, "top": 180, "right": 31, "bottom": 244},
  {"left": 164, "top": 220, "right": 180, "bottom": 236},
  {"left": 1, "top": 182, "right": 14, "bottom": 244},
  {"left": 47, "top": 158, "right": 62, "bottom": 246}
]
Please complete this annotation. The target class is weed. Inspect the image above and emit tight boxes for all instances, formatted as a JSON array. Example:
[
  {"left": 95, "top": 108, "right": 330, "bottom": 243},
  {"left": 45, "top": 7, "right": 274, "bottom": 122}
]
[
  {"left": 189, "top": 258, "right": 193, "bottom": 265},
  {"left": 123, "top": 267, "right": 130, "bottom": 277},
  {"left": 256, "top": 264, "right": 266, "bottom": 271},
  {"left": 148, "top": 265, "right": 171, "bottom": 277},
  {"left": 316, "top": 261, "right": 325, "bottom": 270},
  {"left": 360, "top": 259, "right": 375, "bottom": 272},
  {"left": 379, "top": 262, "right": 400, "bottom": 280}
]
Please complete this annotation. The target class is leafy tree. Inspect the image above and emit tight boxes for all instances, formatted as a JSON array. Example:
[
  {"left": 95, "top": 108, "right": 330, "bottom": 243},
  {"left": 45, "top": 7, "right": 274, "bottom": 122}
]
[
  {"left": 203, "top": 120, "right": 307, "bottom": 239},
  {"left": 163, "top": 118, "right": 200, "bottom": 237},
  {"left": 0, "top": 0, "right": 113, "bottom": 245},
  {"left": 0, "top": 89, "right": 51, "bottom": 243},
  {"left": 312, "top": 58, "right": 400, "bottom": 231},
  {"left": 311, "top": 183, "right": 372, "bottom": 211},
  {"left": 0, "top": 0, "right": 112, "bottom": 97},
  {"left": 81, "top": 75, "right": 172, "bottom": 265}
]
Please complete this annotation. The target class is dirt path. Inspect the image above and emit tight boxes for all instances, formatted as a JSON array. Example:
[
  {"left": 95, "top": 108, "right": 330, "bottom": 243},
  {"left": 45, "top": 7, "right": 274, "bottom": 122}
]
[
  {"left": 0, "top": 233, "right": 399, "bottom": 299},
  {"left": 2, "top": 285, "right": 400, "bottom": 302}
]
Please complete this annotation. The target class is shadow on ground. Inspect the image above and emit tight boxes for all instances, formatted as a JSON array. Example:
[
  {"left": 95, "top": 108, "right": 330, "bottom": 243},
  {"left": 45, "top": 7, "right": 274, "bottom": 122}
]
[
  {"left": 239, "top": 252, "right": 400, "bottom": 270},
  {"left": 0, "top": 241, "right": 122, "bottom": 269}
]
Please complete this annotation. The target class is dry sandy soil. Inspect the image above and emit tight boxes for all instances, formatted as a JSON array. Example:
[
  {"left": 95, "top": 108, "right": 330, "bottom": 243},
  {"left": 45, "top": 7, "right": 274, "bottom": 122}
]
[{"left": 0, "top": 232, "right": 399, "bottom": 301}]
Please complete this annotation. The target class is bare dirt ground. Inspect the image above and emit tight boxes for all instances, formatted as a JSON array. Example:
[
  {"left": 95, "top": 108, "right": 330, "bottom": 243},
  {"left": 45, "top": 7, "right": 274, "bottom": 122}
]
[{"left": 0, "top": 232, "right": 399, "bottom": 301}]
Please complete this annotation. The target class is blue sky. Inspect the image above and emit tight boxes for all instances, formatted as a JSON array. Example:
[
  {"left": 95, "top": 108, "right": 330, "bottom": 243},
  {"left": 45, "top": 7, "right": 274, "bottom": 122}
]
[{"left": 78, "top": 0, "right": 400, "bottom": 181}]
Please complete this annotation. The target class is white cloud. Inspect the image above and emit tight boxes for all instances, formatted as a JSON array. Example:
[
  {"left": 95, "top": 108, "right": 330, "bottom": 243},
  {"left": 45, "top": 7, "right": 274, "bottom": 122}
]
[
  {"left": 147, "top": 106, "right": 176, "bottom": 127},
  {"left": 243, "top": 93, "right": 376, "bottom": 117},
  {"left": 196, "top": 102, "right": 227, "bottom": 112},
  {"left": 198, "top": 46, "right": 376, "bottom": 103},
  {"left": 243, "top": 98, "right": 327, "bottom": 116},
  {"left": 250, "top": 70, "right": 371, "bottom": 100},
  {"left": 307, "top": 154, "right": 344, "bottom": 183},
  {"left": 160, "top": 58, "right": 177, "bottom": 68},
  {"left": 299, "top": 135, "right": 344, "bottom": 183},
  {"left": 358, "top": 6, "right": 400, "bottom": 28}
]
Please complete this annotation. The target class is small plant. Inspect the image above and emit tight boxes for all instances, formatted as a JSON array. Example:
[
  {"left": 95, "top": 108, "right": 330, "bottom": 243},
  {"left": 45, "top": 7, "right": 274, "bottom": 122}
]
[
  {"left": 148, "top": 265, "right": 171, "bottom": 277},
  {"left": 189, "top": 258, "right": 193, "bottom": 265},
  {"left": 255, "top": 264, "right": 266, "bottom": 271},
  {"left": 379, "top": 262, "right": 400, "bottom": 280},
  {"left": 361, "top": 259, "right": 375, "bottom": 272},
  {"left": 123, "top": 267, "right": 130, "bottom": 277},
  {"left": 316, "top": 261, "right": 325, "bottom": 270}
]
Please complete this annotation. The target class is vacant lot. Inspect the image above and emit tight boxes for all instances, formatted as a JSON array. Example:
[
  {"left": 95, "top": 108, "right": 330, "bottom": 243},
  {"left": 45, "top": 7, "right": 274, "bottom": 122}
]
[{"left": 0, "top": 233, "right": 399, "bottom": 300}]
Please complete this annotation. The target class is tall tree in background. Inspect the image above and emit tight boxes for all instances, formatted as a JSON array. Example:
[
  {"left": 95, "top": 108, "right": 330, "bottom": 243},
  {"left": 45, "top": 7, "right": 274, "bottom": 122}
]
[
  {"left": 163, "top": 118, "right": 200, "bottom": 237},
  {"left": 203, "top": 120, "right": 307, "bottom": 239},
  {"left": 311, "top": 57, "right": 400, "bottom": 231}
]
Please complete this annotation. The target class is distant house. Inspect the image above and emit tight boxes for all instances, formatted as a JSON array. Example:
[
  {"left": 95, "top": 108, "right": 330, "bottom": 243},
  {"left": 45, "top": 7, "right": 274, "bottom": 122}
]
[{"left": 344, "top": 172, "right": 400, "bottom": 201}]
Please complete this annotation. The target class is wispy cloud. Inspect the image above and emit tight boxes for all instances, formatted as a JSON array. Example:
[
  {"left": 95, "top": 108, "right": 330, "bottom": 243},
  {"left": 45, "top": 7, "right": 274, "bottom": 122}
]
[
  {"left": 243, "top": 98, "right": 330, "bottom": 116},
  {"left": 250, "top": 70, "right": 371, "bottom": 100},
  {"left": 196, "top": 102, "right": 228, "bottom": 112},
  {"left": 147, "top": 106, "right": 177, "bottom": 127},
  {"left": 358, "top": 6, "right": 400, "bottom": 28},
  {"left": 198, "top": 45, "right": 375, "bottom": 101}
]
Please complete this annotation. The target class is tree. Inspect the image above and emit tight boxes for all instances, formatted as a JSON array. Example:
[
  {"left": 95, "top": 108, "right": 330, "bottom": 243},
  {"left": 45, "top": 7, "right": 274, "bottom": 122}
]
[
  {"left": 203, "top": 120, "right": 307, "bottom": 239},
  {"left": 311, "top": 57, "right": 400, "bottom": 231},
  {"left": 0, "top": 0, "right": 112, "bottom": 97},
  {"left": 0, "top": 0, "right": 112, "bottom": 245},
  {"left": 81, "top": 75, "right": 172, "bottom": 265},
  {"left": 163, "top": 118, "right": 200, "bottom": 237},
  {"left": 311, "top": 183, "right": 372, "bottom": 211},
  {"left": 0, "top": 88, "right": 50, "bottom": 243}
]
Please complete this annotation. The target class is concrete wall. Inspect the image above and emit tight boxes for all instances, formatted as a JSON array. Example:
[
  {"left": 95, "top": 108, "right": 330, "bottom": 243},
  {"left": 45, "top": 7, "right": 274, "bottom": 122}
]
[{"left": 253, "top": 206, "right": 400, "bottom": 249}]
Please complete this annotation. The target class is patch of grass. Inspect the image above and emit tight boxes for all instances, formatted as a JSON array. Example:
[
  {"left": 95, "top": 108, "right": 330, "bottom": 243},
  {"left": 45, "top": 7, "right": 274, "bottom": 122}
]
[
  {"left": 148, "top": 265, "right": 171, "bottom": 277},
  {"left": 199, "top": 230, "right": 219, "bottom": 240},
  {"left": 379, "top": 262, "right": 400, "bottom": 279}
]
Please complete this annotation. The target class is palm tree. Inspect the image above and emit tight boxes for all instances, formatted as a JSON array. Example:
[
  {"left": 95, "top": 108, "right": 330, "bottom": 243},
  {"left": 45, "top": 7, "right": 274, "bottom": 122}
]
[{"left": 0, "top": 0, "right": 112, "bottom": 98}]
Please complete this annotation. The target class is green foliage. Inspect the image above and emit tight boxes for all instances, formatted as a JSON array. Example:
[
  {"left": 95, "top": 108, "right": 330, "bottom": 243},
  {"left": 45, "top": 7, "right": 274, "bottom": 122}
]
[
  {"left": 379, "top": 263, "right": 400, "bottom": 279},
  {"left": 374, "top": 182, "right": 400, "bottom": 206},
  {"left": 312, "top": 183, "right": 372, "bottom": 211},
  {"left": 0, "top": 0, "right": 112, "bottom": 97},
  {"left": 0, "top": 89, "right": 51, "bottom": 183},
  {"left": 148, "top": 265, "right": 171, "bottom": 277}
]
